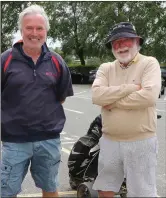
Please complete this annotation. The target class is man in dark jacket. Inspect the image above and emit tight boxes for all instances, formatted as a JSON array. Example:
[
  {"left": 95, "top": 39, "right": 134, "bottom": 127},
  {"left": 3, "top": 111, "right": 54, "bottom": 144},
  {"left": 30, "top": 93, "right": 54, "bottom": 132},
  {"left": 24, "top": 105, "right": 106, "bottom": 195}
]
[{"left": 1, "top": 4, "right": 73, "bottom": 197}]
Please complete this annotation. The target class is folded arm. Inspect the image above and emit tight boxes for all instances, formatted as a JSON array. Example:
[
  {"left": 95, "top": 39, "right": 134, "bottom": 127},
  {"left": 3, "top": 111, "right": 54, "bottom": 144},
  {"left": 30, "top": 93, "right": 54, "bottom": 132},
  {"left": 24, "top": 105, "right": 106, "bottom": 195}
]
[
  {"left": 109, "top": 58, "right": 161, "bottom": 110},
  {"left": 92, "top": 63, "right": 139, "bottom": 106}
]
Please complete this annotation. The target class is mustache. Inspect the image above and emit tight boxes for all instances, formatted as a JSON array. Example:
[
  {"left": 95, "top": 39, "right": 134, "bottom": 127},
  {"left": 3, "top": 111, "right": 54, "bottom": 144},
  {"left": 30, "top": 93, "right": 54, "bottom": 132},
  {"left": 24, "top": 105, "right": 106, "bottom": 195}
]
[{"left": 116, "top": 47, "right": 130, "bottom": 53}]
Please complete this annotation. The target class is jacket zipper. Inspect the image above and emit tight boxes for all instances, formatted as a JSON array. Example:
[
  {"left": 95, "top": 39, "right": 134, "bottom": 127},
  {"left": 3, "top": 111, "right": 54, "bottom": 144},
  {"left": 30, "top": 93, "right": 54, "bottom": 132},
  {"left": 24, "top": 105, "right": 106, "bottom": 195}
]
[{"left": 33, "top": 69, "right": 36, "bottom": 76}]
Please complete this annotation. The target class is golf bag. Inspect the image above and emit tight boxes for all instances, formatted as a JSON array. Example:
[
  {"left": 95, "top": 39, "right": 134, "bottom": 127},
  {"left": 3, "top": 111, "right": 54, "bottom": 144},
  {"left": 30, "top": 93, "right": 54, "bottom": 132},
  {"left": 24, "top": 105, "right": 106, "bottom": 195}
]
[{"left": 68, "top": 115, "right": 102, "bottom": 189}]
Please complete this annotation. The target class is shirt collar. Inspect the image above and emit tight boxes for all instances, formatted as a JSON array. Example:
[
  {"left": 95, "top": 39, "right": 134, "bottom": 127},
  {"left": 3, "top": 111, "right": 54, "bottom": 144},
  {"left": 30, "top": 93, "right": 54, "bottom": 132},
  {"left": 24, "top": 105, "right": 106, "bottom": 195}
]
[{"left": 131, "top": 52, "right": 140, "bottom": 63}]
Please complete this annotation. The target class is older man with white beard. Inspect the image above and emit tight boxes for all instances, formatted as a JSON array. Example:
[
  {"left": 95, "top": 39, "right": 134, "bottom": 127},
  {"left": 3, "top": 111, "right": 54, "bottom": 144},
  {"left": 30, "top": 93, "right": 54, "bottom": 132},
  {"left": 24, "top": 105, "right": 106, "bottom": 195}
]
[{"left": 92, "top": 22, "right": 161, "bottom": 197}]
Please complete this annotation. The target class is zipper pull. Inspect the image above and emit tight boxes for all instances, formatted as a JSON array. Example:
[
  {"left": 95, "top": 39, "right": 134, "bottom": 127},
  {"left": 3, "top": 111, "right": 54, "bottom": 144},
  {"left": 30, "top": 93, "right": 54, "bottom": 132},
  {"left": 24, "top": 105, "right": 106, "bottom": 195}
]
[{"left": 33, "top": 69, "right": 36, "bottom": 76}]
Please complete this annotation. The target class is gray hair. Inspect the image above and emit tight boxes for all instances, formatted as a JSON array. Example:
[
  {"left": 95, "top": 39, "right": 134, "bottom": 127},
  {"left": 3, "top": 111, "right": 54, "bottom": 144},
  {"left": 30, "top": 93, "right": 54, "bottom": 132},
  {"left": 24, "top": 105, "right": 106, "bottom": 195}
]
[{"left": 18, "top": 4, "right": 50, "bottom": 31}]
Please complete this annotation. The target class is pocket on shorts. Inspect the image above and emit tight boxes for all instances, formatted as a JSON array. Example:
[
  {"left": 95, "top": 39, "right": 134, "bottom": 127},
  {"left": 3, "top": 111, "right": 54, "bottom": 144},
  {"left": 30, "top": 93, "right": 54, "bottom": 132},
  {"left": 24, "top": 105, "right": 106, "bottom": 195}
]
[
  {"left": 46, "top": 138, "right": 61, "bottom": 149},
  {"left": 155, "top": 138, "right": 158, "bottom": 155},
  {"left": 139, "top": 137, "right": 158, "bottom": 169},
  {"left": 97, "top": 147, "right": 105, "bottom": 175},
  {"left": 1, "top": 164, "right": 12, "bottom": 187},
  {"left": 149, "top": 137, "right": 158, "bottom": 166},
  {"left": 44, "top": 138, "right": 61, "bottom": 165}
]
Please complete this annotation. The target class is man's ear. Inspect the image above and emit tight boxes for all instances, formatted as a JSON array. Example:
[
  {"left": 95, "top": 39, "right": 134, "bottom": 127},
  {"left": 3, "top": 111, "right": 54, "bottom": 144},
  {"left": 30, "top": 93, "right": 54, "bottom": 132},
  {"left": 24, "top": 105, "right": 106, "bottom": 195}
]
[{"left": 136, "top": 38, "right": 140, "bottom": 45}]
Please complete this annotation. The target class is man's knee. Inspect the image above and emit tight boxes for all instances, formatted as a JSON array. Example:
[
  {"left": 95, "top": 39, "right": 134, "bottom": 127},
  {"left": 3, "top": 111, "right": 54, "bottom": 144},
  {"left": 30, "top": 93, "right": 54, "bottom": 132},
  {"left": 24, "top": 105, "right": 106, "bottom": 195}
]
[
  {"left": 98, "top": 190, "right": 115, "bottom": 198},
  {"left": 42, "top": 190, "right": 59, "bottom": 197}
]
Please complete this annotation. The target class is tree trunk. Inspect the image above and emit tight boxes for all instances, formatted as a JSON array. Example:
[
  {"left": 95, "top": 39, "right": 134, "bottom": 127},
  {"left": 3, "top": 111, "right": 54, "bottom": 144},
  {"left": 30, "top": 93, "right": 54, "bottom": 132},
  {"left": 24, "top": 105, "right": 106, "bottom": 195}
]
[
  {"left": 76, "top": 48, "right": 85, "bottom": 66},
  {"left": 71, "top": 2, "right": 85, "bottom": 66}
]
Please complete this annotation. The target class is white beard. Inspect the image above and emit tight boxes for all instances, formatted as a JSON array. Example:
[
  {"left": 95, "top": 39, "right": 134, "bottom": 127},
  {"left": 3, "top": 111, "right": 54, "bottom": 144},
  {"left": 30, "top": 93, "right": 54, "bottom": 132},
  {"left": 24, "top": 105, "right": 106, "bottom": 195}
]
[{"left": 112, "top": 43, "right": 140, "bottom": 64}]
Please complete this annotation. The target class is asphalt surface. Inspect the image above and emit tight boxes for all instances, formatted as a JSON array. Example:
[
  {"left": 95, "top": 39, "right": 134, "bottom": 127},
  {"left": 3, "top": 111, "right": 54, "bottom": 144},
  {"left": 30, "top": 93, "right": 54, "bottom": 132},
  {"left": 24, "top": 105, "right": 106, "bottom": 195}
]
[{"left": 19, "top": 84, "right": 166, "bottom": 197}]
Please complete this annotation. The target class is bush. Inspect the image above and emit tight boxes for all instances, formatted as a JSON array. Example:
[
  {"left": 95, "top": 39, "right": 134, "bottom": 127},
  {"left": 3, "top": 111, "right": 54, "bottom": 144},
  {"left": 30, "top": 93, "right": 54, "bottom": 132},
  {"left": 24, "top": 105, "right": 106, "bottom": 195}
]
[
  {"left": 64, "top": 55, "right": 73, "bottom": 64},
  {"left": 68, "top": 63, "right": 98, "bottom": 68},
  {"left": 86, "top": 57, "right": 102, "bottom": 66}
]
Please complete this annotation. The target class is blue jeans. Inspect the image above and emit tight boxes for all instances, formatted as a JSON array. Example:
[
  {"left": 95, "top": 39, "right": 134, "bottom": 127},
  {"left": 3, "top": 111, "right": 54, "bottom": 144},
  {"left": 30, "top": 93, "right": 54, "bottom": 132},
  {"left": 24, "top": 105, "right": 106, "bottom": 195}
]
[{"left": 1, "top": 138, "right": 61, "bottom": 197}]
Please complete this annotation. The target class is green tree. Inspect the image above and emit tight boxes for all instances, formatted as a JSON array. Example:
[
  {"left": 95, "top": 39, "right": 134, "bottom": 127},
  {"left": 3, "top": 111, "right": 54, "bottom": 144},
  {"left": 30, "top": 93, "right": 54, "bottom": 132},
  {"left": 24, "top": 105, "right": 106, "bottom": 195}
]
[
  {"left": 1, "top": 1, "right": 166, "bottom": 63},
  {"left": 42, "top": 1, "right": 97, "bottom": 65},
  {"left": 122, "top": 1, "right": 166, "bottom": 62},
  {"left": 81, "top": 1, "right": 166, "bottom": 62},
  {"left": 1, "top": 1, "right": 31, "bottom": 52}
]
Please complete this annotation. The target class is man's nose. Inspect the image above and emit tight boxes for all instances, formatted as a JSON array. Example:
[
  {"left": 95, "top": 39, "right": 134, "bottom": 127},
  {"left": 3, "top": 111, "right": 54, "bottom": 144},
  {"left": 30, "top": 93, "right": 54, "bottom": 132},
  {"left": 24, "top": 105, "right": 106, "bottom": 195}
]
[
  {"left": 32, "top": 28, "right": 38, "bottom": 35},
  {"left": 119, "top": 42, "right": 126, "bottom": 48}
]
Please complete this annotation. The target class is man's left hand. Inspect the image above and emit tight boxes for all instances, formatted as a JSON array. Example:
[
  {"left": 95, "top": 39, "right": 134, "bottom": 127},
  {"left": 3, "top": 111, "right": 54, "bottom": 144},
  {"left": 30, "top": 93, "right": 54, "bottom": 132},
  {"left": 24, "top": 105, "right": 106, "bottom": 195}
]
[{"left": 103, "top": 102, "right": 116, "bottom": 110}]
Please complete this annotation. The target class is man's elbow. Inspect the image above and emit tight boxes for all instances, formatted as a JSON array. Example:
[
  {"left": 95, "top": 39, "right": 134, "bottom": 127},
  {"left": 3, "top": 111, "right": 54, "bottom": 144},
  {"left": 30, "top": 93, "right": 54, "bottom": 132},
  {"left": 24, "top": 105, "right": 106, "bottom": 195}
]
[
  {"left": 92, "top": 88, "right": 103, "bottom": 106},
  {"left": 143, "top": 91, "right": 158, "bottom": 107},
  {"left": 140, "top": 86, "right": 160, "bottom": 106},
  {"left": 147, "top": 97, "right": 156, "bottom": 106},
  {"left": 92, "top": 94, "right": 102, "bottom": 106}
]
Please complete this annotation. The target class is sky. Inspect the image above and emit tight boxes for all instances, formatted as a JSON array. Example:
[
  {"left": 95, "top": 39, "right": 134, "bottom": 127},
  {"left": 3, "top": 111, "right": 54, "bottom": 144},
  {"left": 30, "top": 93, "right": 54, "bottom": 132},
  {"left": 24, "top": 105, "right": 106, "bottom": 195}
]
[{"left": 13, "top": 31, "right": 61, "bottom": 48}]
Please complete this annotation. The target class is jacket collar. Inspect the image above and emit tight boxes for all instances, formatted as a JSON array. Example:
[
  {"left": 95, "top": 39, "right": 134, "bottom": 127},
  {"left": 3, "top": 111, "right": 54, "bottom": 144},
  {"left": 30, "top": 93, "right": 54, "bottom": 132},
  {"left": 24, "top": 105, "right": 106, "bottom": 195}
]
[
  {"left": 13, "top": 40, "right": 50, "bottom": 55},
  {"left": 12, "top": 40, "right": 52, "bottom": 61}
]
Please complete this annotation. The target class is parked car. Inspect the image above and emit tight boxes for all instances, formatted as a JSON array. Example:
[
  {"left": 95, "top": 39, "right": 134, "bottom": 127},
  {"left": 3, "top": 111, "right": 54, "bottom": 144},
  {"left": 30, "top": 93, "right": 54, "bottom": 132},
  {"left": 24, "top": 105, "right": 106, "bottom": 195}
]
[
  {"left": 69, "top": 67, "right": 91, "bottom": 84},
  {"left": 69, "top": 68, "right": 83, "bottom": 84},
  {"left": 89, "top": 68, "right": 98, "bottom": 83},
  {"left": 159, "top": 77, "right": 165, "bottom": 98},
  {"left": 160, "top": 67, "right": 166, "bottom": 86}
]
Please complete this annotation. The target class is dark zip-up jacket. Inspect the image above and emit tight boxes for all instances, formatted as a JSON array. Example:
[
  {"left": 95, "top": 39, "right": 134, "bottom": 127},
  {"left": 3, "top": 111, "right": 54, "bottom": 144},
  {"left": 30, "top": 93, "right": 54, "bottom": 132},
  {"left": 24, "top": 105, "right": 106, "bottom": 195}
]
[{"left": 1, "top": 41, "right": 74, "bottom": 142}]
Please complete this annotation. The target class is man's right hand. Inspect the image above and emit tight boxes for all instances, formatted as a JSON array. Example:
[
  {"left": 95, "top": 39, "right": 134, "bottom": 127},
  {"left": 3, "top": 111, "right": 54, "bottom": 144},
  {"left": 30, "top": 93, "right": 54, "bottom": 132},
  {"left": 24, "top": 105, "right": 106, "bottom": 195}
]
[{"left": 136, "top": 84, "right": 142, "bottom": 91}]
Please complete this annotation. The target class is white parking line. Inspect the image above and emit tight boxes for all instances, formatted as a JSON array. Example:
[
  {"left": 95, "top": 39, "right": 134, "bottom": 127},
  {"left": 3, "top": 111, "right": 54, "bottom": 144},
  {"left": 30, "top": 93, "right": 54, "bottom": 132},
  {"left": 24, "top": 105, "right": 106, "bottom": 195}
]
[
  {"left": 64, "top": 108, "right": 84, "bottom": 114},
  {"left": 18, "top": 191, "right": 77, "bottom": 197},
  {"left": 156, "top": 109, "right": 166, "bottom": 112},
  {"left": 72, "top": 96, "right": 91, "bottom": 100},
  {"left": 62, "top": 147, "right": 71, "bottom": 155},
  {"left": 61, "top": 131, "right": 67, "bottom": 135},
  {"left": 72, "top": 135, "right": 80, "bottom": 138},
  {"left": 64, "top": 137, "right": 74, "bottom": 140},
  {"left": 62, "top": 142, "right": 75, "bottom": 144},
  {"left": 74, "top": 91, "right": 87, "bottom": 95}
]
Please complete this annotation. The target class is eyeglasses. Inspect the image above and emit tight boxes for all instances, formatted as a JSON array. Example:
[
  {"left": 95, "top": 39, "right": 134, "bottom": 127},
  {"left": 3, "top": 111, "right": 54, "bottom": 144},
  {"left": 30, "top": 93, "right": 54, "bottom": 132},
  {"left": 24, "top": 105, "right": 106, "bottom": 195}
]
[{"left": 112, "top": 38, "right": 135, "bottom": 50}]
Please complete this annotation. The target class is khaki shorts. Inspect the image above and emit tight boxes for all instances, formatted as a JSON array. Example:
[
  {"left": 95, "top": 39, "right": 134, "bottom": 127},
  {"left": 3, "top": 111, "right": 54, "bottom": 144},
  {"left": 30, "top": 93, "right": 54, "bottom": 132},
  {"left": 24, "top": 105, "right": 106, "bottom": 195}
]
[{"left": 93, "top": 135, "right": 158, "bottom": 197}]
